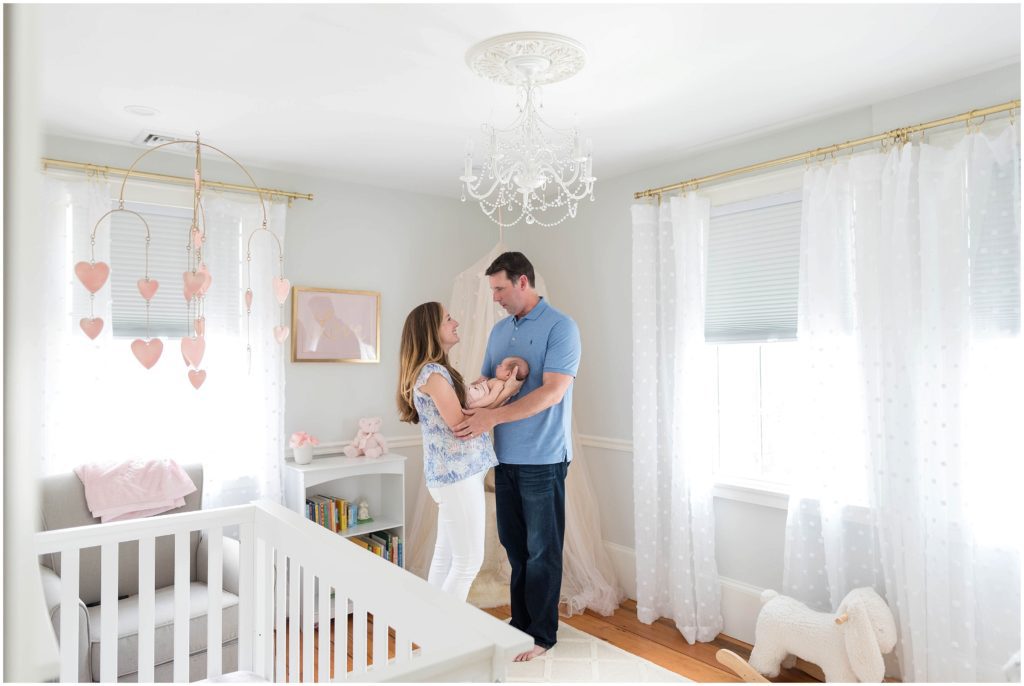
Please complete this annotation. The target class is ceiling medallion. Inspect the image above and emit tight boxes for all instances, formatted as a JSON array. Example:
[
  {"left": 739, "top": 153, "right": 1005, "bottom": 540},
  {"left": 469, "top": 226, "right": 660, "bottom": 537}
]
[{"left": 460, "top": 32, "right": 596, "bottom": 228}]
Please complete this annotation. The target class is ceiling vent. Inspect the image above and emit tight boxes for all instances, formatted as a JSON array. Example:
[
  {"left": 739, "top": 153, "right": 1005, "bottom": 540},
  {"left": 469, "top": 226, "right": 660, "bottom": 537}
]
[{"left": 131, "top": 130, "right": 192, "bottom": 148}]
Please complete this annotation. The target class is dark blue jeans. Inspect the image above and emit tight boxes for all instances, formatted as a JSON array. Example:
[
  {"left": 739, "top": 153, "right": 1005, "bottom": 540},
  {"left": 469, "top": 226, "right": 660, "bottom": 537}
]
[{"left": 494, "top": 458, "right": 569, "bottom": 650}]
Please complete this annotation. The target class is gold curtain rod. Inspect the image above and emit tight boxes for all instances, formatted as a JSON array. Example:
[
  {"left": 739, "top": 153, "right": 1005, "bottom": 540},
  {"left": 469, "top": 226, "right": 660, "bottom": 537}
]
[
  {"left": 41, "top": 157, "right": 314, "bottom": 202},
  {"left": 634, "top": 99, "right": 1021, "bottom": 200}
]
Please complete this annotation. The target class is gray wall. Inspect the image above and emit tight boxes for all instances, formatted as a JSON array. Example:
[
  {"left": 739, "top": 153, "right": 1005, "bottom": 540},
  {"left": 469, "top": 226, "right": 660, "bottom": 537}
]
[{"left": 504, "top": 62, "right": 1020, "bottom": 591}]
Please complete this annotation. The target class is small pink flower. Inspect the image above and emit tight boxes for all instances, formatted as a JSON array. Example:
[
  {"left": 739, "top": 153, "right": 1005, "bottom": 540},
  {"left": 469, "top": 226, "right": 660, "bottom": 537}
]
[{"left": 290, "top": 431, "right": 320, "bottom": 449}]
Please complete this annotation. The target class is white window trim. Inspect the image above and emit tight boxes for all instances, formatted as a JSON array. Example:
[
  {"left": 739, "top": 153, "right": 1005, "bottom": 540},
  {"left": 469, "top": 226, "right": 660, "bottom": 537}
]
[{"left": 712, "top": 476, "right": 790, "bottom": 510}]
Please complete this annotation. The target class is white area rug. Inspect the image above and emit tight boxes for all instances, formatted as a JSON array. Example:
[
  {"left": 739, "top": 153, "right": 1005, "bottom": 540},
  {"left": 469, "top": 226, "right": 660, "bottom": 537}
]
[{"left": 504, "top": 622, "right": 691, "bottom": 683}]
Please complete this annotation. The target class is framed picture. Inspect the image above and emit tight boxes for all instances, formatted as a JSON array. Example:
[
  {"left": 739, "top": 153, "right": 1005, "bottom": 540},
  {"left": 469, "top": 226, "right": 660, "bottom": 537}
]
[{"left": 291, "top": 287, "right": 381, "bottom": 363}]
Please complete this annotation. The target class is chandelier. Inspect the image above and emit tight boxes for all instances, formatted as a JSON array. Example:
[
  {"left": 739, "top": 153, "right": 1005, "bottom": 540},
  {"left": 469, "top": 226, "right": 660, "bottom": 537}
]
[{"left": 460, "top": 32, "right": 596, "bottom": 228}]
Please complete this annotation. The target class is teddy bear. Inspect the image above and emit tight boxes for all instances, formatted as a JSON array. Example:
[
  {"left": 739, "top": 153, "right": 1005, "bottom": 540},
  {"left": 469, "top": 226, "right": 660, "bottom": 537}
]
[{"left": 342, "top": 416, "right": 389, "bottom": 458}]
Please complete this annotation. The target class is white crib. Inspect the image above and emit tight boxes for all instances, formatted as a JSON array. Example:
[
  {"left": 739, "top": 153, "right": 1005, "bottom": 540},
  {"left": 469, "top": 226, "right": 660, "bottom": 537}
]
[{"left": 36, "top": 500, "right": 531, "bottom": 682}]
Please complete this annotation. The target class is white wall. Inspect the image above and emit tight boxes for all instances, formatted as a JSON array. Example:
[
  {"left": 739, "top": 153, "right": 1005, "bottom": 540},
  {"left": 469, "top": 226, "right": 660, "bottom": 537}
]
[
  {"left": 502, "top": 62, "right": 1020, "bottom": 637},
  {"left": 5, "top": 4, "right": 62, "bottom": 680}
]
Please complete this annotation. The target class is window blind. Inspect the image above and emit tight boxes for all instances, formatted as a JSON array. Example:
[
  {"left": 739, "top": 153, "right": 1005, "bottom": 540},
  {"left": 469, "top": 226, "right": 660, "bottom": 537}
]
[
  {"left": 705, "top": 191, "right": 802, "bottom": 343},
  {"left": 969, "top": 154, "right": 1021, "bottom": 336},
  {"left": 110, "top": 201, "right": 241, "bottom": 338}
]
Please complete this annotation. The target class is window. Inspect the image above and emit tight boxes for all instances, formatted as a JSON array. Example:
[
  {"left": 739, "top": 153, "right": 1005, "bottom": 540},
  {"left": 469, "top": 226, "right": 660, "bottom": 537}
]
[
  {"left": 44, "top": 174, "right": 286, "bottom": 509},
  {"left": 714, "top": 341, "right": 803, "bottom": 489},
  {"left": 706, "top": 190, "right": 804, "bottom": 490},
  {"left": 109, "top": 200, "right": 242, "bottom": 339}
]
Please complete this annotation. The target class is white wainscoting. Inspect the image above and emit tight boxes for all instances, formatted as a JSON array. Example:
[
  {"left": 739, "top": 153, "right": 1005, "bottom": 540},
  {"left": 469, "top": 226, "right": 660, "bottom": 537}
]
[
  {"left": 293, "top": 434, "right": 629, "bottom": 459},
  {"left": 604, "top": 540, "right": 763, "bottom": 645}
]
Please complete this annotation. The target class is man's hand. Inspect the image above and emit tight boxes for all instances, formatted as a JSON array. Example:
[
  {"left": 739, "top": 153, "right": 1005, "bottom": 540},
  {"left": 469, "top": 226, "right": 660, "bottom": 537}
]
[{"left": 454, "top": 407, "right": 497, "bottom": 440}]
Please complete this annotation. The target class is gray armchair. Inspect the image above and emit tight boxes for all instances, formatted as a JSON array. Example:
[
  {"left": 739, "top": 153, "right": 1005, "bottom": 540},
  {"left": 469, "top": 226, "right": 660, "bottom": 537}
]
[{"left": 38, "top": 464, "right": 241, "bottom": 682}]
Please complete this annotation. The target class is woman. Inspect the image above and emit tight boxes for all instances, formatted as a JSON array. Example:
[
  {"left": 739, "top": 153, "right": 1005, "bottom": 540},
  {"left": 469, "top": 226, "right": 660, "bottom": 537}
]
[{"left": 397, "top": 302, "right": 497, "bottom": 601}]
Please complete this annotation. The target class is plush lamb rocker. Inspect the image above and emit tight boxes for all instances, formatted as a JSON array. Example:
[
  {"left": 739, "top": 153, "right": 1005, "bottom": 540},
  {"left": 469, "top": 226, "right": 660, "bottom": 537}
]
[
  {"left": 748, "top": 587, "right": 897, "bottom": 682},
  {"left": 342, "top": 416, "right": 389, "bottom": 458}
]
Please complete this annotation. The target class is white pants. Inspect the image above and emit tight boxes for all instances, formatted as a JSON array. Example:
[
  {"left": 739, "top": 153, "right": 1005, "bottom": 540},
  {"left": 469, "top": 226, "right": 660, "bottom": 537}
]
[{"left": 427, "top": 470, "right": 486, "bottom": 601}]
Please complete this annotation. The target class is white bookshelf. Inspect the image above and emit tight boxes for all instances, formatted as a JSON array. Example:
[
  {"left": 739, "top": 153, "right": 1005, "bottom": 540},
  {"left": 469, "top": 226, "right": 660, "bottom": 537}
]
[
  {"left": 283, "top": 453, "right": 406, "bottom": 554},
  {"left": 282, "top": 453, "right": 407, "bottom": 623}
]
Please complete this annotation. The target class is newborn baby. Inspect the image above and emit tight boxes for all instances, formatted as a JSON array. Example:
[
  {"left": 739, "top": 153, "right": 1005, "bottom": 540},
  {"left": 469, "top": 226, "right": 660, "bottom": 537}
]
[{"left": 466, "top": 356, "right": 529, "bottom": 409}]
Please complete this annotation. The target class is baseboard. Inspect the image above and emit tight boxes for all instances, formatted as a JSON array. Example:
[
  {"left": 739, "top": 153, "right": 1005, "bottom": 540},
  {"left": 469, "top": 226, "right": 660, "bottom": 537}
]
[
  {"left": 604, "top": 541, "right": 762, "bottom": 645},
  {"left": 602, "top": 541, "right": 637, "bottom": 599},
  {"left": 718, "top": 576, "right": 762, "bottom": 645}
]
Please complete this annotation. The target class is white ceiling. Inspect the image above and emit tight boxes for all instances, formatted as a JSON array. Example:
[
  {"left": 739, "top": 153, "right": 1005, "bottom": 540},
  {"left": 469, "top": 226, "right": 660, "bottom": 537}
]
[{"left": 39, "top": 4, "right": 1020, "bottom": 198}]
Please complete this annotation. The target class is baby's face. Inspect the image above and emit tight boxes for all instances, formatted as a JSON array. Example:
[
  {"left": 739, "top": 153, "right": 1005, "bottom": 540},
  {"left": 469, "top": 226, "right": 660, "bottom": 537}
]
[{"left": 495, "top": 362, "right": 513, "bottom": 381}]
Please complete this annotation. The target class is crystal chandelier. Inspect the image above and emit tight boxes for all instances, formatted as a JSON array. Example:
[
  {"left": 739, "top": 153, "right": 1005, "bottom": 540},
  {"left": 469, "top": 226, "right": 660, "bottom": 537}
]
[{"left": 460, "top": 32, "right": 596, "bottom": 228}]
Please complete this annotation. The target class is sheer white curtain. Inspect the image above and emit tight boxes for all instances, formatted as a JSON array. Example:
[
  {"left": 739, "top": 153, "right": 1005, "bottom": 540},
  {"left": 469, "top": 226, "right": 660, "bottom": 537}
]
[
  {"left": 631, "top": 196, "right": 723, "bottom": 643},
  {"left": 40, "top": 174, "right": 287, "bottom": 508},
  {"left": 784, "top": 122, "right": 1022, "bottom": 682},
  {"left": 784, "top": 156, "right": 881, "bottom": 614}
]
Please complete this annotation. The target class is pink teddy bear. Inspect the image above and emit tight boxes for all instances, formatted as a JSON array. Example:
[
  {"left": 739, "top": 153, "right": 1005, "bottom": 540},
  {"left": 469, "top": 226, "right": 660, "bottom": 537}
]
[{"left": 342, "top": 417, "right": 389, "bottom": 458}]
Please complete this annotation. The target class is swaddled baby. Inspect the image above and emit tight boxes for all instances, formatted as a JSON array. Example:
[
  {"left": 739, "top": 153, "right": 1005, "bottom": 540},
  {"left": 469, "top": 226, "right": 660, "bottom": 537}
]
[{"left": 466, "top": 356, "right": 529, "bottom": 409}]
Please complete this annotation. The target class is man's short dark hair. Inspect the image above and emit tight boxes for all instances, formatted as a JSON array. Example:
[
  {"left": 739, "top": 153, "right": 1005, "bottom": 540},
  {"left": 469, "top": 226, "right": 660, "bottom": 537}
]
[{"left": 485, "top": 251, "right": 535, "bottom": 287}]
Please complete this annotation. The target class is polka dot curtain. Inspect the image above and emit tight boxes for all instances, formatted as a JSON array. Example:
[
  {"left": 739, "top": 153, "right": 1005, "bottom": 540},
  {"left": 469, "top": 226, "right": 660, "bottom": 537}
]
[
  {"left": 630, "top": 196, "right": 723, "bottom": 644},
  {"left": 783, "top": 122, "right": 1021, "bottom": 682}
]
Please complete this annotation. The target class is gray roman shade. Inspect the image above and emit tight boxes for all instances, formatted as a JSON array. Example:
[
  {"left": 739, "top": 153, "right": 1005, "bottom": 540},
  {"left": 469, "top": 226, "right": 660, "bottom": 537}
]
[
  {"left": 705, "top": 191, "right": 802, "bottom": 343},
  {"left": 969, "top": 154, "right": 1021, "bottom": 336},
  {"left": 110, "top": 201, "right": 240, "bottom": 338}
]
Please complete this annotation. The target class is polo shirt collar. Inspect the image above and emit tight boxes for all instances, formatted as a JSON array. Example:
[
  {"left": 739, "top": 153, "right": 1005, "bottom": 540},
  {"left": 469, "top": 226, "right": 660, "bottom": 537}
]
[{"left": 515, "top": 296, "right": 547, "bottom": 323}]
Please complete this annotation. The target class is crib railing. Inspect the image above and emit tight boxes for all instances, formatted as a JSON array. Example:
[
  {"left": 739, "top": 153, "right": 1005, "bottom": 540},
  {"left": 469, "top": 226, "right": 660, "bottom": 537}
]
[{"left": 36, "top": 500, "right": 531, "bottom": 682}]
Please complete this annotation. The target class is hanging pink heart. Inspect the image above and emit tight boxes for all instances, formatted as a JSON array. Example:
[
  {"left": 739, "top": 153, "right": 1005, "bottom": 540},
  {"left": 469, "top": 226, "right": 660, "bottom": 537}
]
[
  {"left": 131, "top": 338, "right": 163, "bottom": 369},
  {"left": 79, "top": 317, "right": 104, "bottom": 339},
  {"left": 75, "top": 261, "right": 110, "bottom": 293},
  {"left": 244, "top": 289, "right": 253, "bottom": 310},
  {"left": 188, "top": 369, "right": 207, "bottom": 390},
  {"left": 137, "top": 278, "right": 159, "bottom": 301},
  {"left": 195, "top": 316, "right": 205, "bottom": 337},
  {"left": 272, "top": 277, "right": 290, "bottom": 304},
  {"left": 181, "top": 336, "right": 206, "bottom": 368},
  {"left": 183, "top": 271, "right": 204, "bottom": 302},
  {"left": 197, "top": 264, "right": 212, "bottom": 296},
  {"left": 274, "top": 325, "right": 290, "bottom": 343}
]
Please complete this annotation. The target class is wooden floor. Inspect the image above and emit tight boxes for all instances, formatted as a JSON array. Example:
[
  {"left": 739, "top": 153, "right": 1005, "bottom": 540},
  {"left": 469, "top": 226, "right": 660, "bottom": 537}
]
[
  {"left": 279, "top": 613, "right": 413, "bottom": 681},
  {"left": 484, "top": 600, "right": 822, "bottom": 683},
  {"left": 280, "top": 599, "right": 823, "bottom": 682}
]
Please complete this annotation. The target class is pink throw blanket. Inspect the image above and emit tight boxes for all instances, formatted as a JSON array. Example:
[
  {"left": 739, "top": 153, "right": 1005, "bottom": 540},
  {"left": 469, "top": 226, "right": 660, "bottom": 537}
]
[{"left": 74, "top": 459, "right": 197, "bottom": 523}]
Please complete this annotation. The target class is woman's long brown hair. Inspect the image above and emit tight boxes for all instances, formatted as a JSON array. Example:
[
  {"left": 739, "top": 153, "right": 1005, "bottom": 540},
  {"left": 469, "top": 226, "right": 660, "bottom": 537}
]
[{"left": 397, "top": 302, "right": 467, "bottom": 423}]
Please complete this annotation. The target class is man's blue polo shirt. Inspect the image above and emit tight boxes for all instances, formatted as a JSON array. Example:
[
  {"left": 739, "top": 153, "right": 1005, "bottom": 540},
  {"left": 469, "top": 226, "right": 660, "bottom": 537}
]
[{"left": 482, "top": 297, "right": 581, "bottom": 465}]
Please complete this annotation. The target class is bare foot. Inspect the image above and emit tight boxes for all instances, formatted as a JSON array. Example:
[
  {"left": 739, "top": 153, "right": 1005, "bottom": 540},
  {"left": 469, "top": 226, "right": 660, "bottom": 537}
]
[{"left": 514, "top": 645, "right": 548, "bottom": 662}]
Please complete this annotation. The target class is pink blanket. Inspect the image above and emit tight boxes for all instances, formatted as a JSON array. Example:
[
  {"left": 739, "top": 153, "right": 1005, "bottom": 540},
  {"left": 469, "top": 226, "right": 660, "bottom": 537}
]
[{"left": 74, "top": 459, "right": 197, "bottom": 523}]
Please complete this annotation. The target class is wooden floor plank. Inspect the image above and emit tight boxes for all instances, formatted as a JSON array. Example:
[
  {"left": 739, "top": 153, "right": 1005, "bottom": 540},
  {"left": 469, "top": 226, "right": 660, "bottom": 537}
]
[
  {"left": 279, "top": 600, "right": 849, "bottom": 683},
  {"left": 486, "top": 601, "right": 822, "bottom": 683},
  {"left": 565, "top": 611, "right": 743, "bottom": 682}
]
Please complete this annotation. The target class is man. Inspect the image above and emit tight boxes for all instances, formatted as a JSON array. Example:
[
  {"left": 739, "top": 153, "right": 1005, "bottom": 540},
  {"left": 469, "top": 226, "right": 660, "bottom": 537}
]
[{"left": 454, "top": 251, "right": 581, "bottom": 662}]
